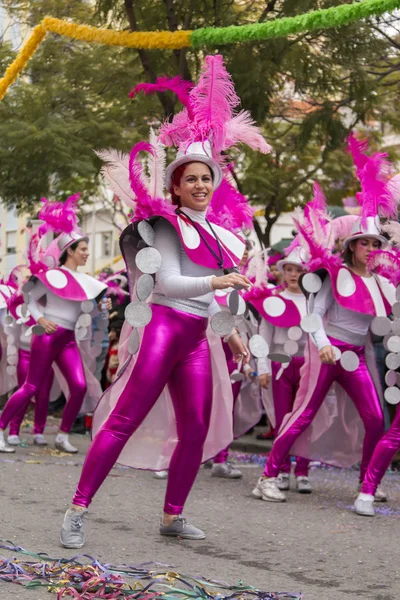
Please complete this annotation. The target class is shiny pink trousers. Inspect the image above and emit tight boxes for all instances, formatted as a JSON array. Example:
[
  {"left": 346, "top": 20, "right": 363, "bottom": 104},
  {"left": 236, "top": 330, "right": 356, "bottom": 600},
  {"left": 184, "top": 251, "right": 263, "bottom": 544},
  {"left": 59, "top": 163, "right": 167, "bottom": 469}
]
[
  {"left": 9, "top": 349, "right": 54, "bottom": 436},
  {"left": 0, "top": 328, "right": 86, "bottom": 433},
  {"left": 271, "top": 357, "right": 310, "bottom": 477},
  {"left": 362, "top": 405, "right": 400, "bottom": 495},
  {"left": 264, "top": 339, "right": 384, "bottom": 482},
  {"left": 73, "top": 305, "right": 213, "bottom": 515}
]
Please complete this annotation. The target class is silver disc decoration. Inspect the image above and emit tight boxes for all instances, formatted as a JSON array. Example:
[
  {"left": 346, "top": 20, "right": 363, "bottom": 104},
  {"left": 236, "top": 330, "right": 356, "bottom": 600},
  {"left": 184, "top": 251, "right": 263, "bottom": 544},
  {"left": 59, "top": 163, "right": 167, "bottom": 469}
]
[
  {"left": 6, "top": 335, "right": 15, "bottom": 345},
  {"left": 137, "top": 220, "right": 156, "bottom": 247},
  {"left": 210, "top": 311, "right": 235, "bottom": 337},
  {"left": 97, "top": 317, "right": 109, "bottom": 331},
  {"left": 32, "top": 325, "right": 45, "bottom": 336},
  {"left": 268, "top": 352, "right": 291, "bottom": 364},
  {"left": 387, "top": 335, "right": 400, "bottom": 353},
  {"left": 90, "top": 345, "right": 103, "bottom": 358},
  {"left": 300, "top": 314, "right": 320, "bottom": 334},
  {"left": 340, "top": 351, "right": 359, "bottom": 372},
  {"left": 4, "top": 315, "right": 13, "bottom": 326},
  {"left": 81, "top": 300, "right": 94, "bottom": 313},
  {"left": 7, "top": 345, "right": 17, "bottom": 356},
  {"left": 383, "top": 334, "right": 392, "bottom": 352},
  {"left": 75, "top": 327, "right": 88, "bottom": 341},
  {"left": 135, "top": 247, "right": 162, "bottom": 274},
  {"left": 20, "top": 304, "right": 28, "bottom": 318},
  {"left": 227, "top": 290, "right": 246, "bottom": 316},
  {"left": 22, "top": 280, "right": 35, "bottom": 294},
  {"left": 397, "top": 373, "right": 400, "bottom": 388},
  {"left": 249, "top": 334, "right": 269, "bottom": 358},
  {"left": 391, "top": 320, "right": 400, "bottom": 335},
  {"left": 77, "top": 313, "right": 92, "bottom": 328},
  {"left": 284, "top": 340, "right": 299, "bottom": 356},
  {"left": 94, "top": 330, "right": 106, "bottom": 343},
  {"left": 128, "top": 328, "right": 140, "bottom": 355},
  {"left": 230, "top": 370, "right": 245, "bottom": 382},
  {"left": 385, "top": 370, "right": 397, "bottom": 387},
  {"left": 4, "top": 326, "right": 13, "bottom": 336},
  {"left": 288, "top": 326, "right": 302, "bottom": 342},
  {"left": 125, "top": 301, "right": 152, "bottom": 328},
  {"left": 302, "top": 273, "right": 322, "bottom": 294},
  {"left": 7, "top": 355, "right": 18, "bottom": 366},
  {"left": 370, "top": 316, "right": 392, "bottom": 337},
  {"left": 332, "top": 346, "right": 342, "bottom": 361},
  {"left": 393, "top": 302, "right": 400, "bottom": 319},
  {"left": 384, "top": 386, "right": 400, "bottom": 405},
  {"left": 308, "top": 293, "right": 315, "bottom": 314},
  {"left": 136, "top": 274, "right": 154, "bottom": 302},
  {"left": 396, "top": 284, "right": 400, "bottom": 302},
  {"left": 263, "top": 296, "right": 286, "bottom": 317},
  {"left": 386, "top": 353, "right": 400, "bottom": 370},
  {"left": 6, "top": 366, "right": 16, "bottom": 376}
]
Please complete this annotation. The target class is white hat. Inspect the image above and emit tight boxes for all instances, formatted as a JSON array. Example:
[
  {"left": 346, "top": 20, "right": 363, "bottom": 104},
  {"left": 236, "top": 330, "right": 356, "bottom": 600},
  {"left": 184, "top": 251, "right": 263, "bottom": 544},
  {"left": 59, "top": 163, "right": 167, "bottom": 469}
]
[
  {"left": 58, "top": 231, "right": 89, "bottom": 256},
  {"left": 343, "top": 216, "right": 387, "bottom": 249},
  {"left": 165, "top": 141, "right": 223, "bottom": 191},
  {"left": 277, "top": 247, "right": 309, "bottom": 272}
]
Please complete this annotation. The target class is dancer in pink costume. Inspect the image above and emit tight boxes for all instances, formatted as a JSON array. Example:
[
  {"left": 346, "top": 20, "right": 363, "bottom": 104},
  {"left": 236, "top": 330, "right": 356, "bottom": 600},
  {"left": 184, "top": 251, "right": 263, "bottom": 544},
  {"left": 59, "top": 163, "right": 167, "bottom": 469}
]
[
  {"left": 255, "top": 248, "right": 312, "bottom": 494},
  {"left": 0, "top": 197, "right": 107, "bottom": 454},
  {"left": 60, "top": 54, "right": 271, "bottom": 549},
  {"left": 252, "top": 140, "right": 397, "bottom": 503}
]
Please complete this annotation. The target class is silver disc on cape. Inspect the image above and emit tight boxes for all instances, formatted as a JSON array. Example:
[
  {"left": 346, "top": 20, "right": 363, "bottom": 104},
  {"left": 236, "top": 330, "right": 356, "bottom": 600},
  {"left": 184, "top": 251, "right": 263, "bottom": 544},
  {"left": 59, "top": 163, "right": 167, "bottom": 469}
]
[
  {"left": 300, "top": 314, "right": 320, "bottom": 334},
  {"left": 94, "top": 330, "right": 106, "bottom": 343},
  {"left": 387, "top": 335, "right": 400, "bottom": 353},
  {"left": 384, "top": 386, "right": 400, "bottom": 405},
  {"left": 90, "top": 345, "right": 103, "bottom": 358},
  {"left": 340, "top": 351, "right": 359, "bottom": 372},
  {"left": 135, "top": 247, "right": 162, "bottom": 274},
  {"left": 128, "top": 328, "right": 140, "bottom": 355},
  {"left": 125, "top": 301, "right": 152, "bottom": 328},
  {"left": 391, "top": 320, "right": 400, "bottom": 335},
  {"left": 392, "top": 302, "right": 400, "bottom": 319},
  {"left": 308, "top": 293, "right": 315, "bottom": 314},
  {"left": 396, "top": 284, "right": 400, "bottom": 303},
  {"left": 228, "top": 290, "right": 246, "bottom": 316},
  {"left": 268, "top": 352, "right": 291, "bottom": 364},
  {"left": 32, "top": 324, "right": 45, "bottom": 336},
  {"left": 3, "top": 315, "right": 13, "bottom": 326},
  {"left": 284, "top": 340, "right": 299, "bottom": 356},
  {"left": 137, "top": 220, "right": 156, "bottom": 247},
  {"left": 75, "top": 327, "right": 88, "bottom": 341},
  {"left": 20, "top": 304, "right": 28, "bottom": 318},
  {"left": 7, "top": 345, "right": 17, "bottom": 356},
  {"left": 370, "top": 316, "right": 392, "bottom": 337},
  {"left": 332, "top": 346, "right": 342, "bottom": 361},
  {"left": 385, "top": 370, "right": 397, "bottom": 387},
  {"left": 6, "top": 365, "right": 16, "bottom": 376},
  {"left": 22, "top": 280, "right": 35, "bottom": 294},
  {"left": 288, "top": 326, "right": 302, "bottom": 342},
  {"left": 210, "top": 312, "right": 235, "bottom": 337},
  {"left": 249, "top": 334, "right": 269, "bottom": 358},
  {"left": 302, "top": 273, "right": 322, "bottom": 294},
  {"left": 136, "top": 274, "right": 154, "bottom": 302},
  {"left": 77, "top": 313, "right": 92, "bottom": 328},
  {"left": 81, "top": 300, "right": 95, "bottom": 313},
  {"left": 230, "top": 370, "right": 245, "bottom": 382},
  {"left": 7, "top": 354, "right": 18, "bottom": 366},
  {"left": 386, "top": 352, "right": 400, "bottom": 370}
]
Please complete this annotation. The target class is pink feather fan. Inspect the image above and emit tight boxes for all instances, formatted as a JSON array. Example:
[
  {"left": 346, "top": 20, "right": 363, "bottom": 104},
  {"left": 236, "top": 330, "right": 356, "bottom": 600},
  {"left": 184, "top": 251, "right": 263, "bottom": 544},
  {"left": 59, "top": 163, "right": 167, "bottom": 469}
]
[
  {"left": 37, "top": 193, "right": 80, "bottom": 237},
  {"left": 207, "top": 175, "right": 254, "bottom": 232}
]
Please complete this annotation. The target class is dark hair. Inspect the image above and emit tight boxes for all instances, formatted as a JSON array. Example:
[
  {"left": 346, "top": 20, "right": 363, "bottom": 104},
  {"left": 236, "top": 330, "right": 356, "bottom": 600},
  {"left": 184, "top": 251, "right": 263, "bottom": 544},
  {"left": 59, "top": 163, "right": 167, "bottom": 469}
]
[
  {"left": 59, "top": 241, "right": 80, "bottom": 265},
  {"left": 342, "top": 237, "right": 382, "bottom": 267},
  {"left": 170, "top": 161, "right": 214, "bottom": 207}
]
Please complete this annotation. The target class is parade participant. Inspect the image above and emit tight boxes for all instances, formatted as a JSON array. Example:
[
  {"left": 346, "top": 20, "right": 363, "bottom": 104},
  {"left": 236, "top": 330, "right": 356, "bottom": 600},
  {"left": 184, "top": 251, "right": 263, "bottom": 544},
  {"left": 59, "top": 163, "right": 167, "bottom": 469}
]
[
  {"left": 267, "top": 253, "right": 284, "bottom": 286},
  {"left": 0, "top": 277, "right": 18, "bottom": 403},
  {"left": 255, "top": 247, "right": 312, "bottom": 494},
  {"left": 252, "top": 140, "right": 396, "bottom": 503},
  {"left": 60, "top": 54, "right": 271, "bottom": 549},
  {"left": 0, "top": 196, "right": 107, "bottom": 454}
]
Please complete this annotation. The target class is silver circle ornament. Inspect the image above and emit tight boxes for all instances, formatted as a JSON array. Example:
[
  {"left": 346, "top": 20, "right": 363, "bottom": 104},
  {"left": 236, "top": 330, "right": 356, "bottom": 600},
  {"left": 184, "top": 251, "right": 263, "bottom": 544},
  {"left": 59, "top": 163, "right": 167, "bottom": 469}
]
[
  {"left": 300, "top": 314, "right": 320, "bottom": 334},
  {"left": 136, "top": 274, "right": 154, "bottom": 302},
  {"left": 135, "top": 247, "right": 162, "bottom": 274},
  {"left": 386, "top": 353, "right": 400, "bottom": 370},
  {"left": 125, "top": 301, "right": 152, "bottom": 328},
  {"left": 370, "top": 316, "right": 392, "bottom": 337},
  {"left": 81, "top": 300, "right": 95, "bottom": 313},
  {"left": 302, "top": 273, "right": 322, "bottom": 294},
  {"left": 249, "top": 334, "right": 270, "bottom": 358},
  {"left": 128, "top": 328, "right": 140, "bottom": 355},
  {"left": 340, "top": 351, "right": 360, "bottom": 372},
  {"left": 288, "top": 326, "right": 303, "bottom": 341},
  {"left": 387, "top": 335, "right": 400, "bottom": 353},
  {"left": 137, "top": 220, "right": 156, "bottom": 247},
  {"left": 384, "top": 386, "right": 400, "bottom": 405},
  {"left": 210, "top": 312, "right": 235, "bottom": 337}
]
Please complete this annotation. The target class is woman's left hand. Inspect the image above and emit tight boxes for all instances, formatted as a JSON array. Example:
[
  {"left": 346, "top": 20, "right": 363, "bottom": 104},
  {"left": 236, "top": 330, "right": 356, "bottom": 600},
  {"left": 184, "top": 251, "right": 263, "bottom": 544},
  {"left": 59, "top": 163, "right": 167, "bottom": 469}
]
[{"left": 228, "top": 333, "right": 250, "bottom": 365}]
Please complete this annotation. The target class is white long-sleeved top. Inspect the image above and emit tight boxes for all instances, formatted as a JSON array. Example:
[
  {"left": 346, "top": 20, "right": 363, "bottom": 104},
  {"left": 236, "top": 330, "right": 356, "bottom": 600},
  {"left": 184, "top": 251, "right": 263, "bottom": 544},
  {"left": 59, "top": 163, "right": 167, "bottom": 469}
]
[
  {"left": 28, "top": 279, "right": 83, "bottom": 331},
  {"left": 152, "top": 208, "right": 224, "bottom": 317},
  {"left": 257, "top": 289, "right": 307, "bottom": 375},
  {"left": 311, "top": 274, "right": 386, "bottom": 350}
]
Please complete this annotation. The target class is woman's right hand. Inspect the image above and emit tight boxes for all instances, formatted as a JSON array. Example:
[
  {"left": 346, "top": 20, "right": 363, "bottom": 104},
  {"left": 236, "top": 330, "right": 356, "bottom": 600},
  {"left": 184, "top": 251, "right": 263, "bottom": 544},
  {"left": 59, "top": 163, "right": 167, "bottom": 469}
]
[
  {"left": 38, "top": 317, "right": 58, "bottom": 334},
  {"left": 259, "top": 373, "right": 271, "bottom": 389},
  {"left": 211, "top": 273, "right": 252, "bottom": 291},
  {"left": 319, "top": 345, "right": 336, "bottom": 365}
]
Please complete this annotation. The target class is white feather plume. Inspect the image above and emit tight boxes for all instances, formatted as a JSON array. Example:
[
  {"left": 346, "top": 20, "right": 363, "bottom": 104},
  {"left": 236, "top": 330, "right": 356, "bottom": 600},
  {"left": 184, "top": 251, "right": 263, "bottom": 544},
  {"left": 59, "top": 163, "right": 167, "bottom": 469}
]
[
  {"left": 147, "top": 129, "right": 166, "bottom": 199},
  {"left": 382, "top": 220, "right": 400, "bottom": 246},
  {"left": 96, "top": 149, "right": 136, "bottom": 209}
]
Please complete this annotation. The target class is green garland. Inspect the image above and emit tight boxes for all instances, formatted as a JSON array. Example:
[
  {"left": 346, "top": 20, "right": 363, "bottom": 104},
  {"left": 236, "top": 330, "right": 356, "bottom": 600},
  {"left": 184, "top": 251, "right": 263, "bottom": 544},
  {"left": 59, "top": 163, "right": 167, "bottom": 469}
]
[{"left": 191, "top": 0, "right": 400, "bottom": 46}]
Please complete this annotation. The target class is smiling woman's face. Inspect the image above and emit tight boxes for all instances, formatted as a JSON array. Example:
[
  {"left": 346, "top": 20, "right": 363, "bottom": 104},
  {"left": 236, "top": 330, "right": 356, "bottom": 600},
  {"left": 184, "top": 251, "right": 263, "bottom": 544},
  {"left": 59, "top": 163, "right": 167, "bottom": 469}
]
[{"left": 173, "top": 162, "right": 214, "bottom": 211}]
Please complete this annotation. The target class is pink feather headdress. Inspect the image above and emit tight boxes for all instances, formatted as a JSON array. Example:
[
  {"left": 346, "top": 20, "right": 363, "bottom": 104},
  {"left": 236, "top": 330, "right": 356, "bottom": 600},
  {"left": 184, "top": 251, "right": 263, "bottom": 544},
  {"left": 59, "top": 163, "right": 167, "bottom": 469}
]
[{"left": 37, "top": 193, "right": 80, "bottom": 237}]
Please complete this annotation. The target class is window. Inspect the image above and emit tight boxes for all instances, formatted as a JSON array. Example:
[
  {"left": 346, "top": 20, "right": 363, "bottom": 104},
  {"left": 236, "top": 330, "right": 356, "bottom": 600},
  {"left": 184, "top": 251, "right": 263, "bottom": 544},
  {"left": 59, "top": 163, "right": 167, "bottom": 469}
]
[
  {"left": 6, "top": 231, "right": 17, "bottom": 254},
  {"left": 101, "top": 232, "right": 112, "bottom": 257}
]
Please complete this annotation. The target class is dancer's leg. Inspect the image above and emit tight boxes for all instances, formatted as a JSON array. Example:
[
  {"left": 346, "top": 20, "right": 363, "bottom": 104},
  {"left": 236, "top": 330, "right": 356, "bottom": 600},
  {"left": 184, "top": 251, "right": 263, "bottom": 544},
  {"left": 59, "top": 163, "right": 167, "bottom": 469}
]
[
  {"left": 271, "top": 361, "right": 296, "bottom": 474},
  {"left": 9, "top": 349, "right": 30, "bottom": 436},
  {"left": 55, "top": 342, "right": 87, "bottom": 433},
  {"left": 33, "top": 368, "right": 55, "bottom": 435}
]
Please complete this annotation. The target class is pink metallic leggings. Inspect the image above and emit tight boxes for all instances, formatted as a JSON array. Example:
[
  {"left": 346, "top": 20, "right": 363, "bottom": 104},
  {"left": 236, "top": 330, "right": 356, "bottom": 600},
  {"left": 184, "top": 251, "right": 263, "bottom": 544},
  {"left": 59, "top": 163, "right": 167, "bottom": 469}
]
[
  {"left": 271, "top": 357, "right": 310, "bottom": 477},
  {"left": 0, "top": 328, "right": 86, "bottom": 433},
  {"left": 9, "top": 349, "right": 55, "bottom": 436},
  {"left": 214, "top": 342, "right": 241, "bottom": 464},
  {"left": 264, "top": 339, "right": 384, "bottom": 482},
  {"left": 73, "top": 304, "right": 213, "bottom": 515},
  {"left": 361, "top": 405, "right": 400, "bottom": 495}
]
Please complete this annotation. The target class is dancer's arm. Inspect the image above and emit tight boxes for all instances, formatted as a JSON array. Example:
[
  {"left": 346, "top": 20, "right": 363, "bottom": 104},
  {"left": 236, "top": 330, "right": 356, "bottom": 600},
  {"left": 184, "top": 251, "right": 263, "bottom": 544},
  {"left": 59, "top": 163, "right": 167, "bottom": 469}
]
[
  {"left": 257, "top": 318, "right": 273, "bottom": 388},
  {"left": 311, "top": 276, "right": 336, "bottom": 363},
  {"left": 27, "top": 282, "right": 58, "bottom": 333}
]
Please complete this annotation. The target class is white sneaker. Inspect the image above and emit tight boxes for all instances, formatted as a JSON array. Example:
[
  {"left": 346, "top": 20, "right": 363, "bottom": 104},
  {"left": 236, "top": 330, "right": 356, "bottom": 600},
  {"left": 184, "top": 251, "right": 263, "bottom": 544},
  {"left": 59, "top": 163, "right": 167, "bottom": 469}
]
[
  {"left": 153, "top": 470, "right": 168, "bottom": 479},
  {"left": 358, "top": 483, "right": 387, "bottom": 503},
  {"left": 211, "top": 462, "right": 243, "bottom": 479},
  {"left": 55, "top": 435, "right": 78, "bottom": 454},
  {"left": 296, "top": 476, "right": 312, "bottom": 494},
  {"left": 354, "top": 493, "right": 375, "bottom": 517},
  {"left": 276, "top": 473, "right": 290, "bottom": 491},
  {"left": 34, "top": 434, "right": 49, "bottom": 446},
  {"left": 0, "top": 432, "right": 15, "bottom": 453},
  {"left": 252, "top": 477, "right": 287, "bottom": 502},
  {"left": 7, "top": 435, "right": 21, "bottom": 446}
]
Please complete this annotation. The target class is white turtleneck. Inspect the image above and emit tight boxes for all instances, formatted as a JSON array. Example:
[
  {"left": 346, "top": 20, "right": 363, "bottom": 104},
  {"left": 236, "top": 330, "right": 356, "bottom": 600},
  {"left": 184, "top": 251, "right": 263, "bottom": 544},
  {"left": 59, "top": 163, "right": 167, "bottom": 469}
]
[{"left": 152, "top": 208, "right": 224, "bottom": 317}]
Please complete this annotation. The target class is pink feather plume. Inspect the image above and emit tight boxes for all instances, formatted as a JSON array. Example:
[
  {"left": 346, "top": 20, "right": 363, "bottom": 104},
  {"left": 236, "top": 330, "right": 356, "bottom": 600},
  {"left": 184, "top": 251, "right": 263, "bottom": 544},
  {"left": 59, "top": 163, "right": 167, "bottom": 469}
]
[
  {"left": 38, "top": 193, "right": 80, "bottom": 237},
  {"left": 207, "top": 177, "right": 254, "bottom": 232},
  {"left": 367, "top": 248, "right": 400, "bottom": 285},
  {"left": 129, "top": 76, "right": 194, "bottom": 115},
  {"left": 224, "top": 110, "right": 271, "bottom": 154}
]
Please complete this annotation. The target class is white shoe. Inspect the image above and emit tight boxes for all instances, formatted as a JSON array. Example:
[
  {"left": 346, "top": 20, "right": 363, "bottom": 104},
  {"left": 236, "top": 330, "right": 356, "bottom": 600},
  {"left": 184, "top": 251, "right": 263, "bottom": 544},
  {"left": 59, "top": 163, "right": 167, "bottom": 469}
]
[
  {"left": 211, "top": 462, "right": 242, "bottom": 479},
  {"left": 153, "top": 470, "right": 168, "bottom": 479},
  {"left": 252, "top": 477, "right": 287, "bottom": 502},
  {"left": 34, "top": 434, "right": 49, "bottom": 446},
  {"left": 55, "top": 435, "right": 78, "bottom": 454},
  {"left": 358, "top": 483, "right": 387, "bottom": 503},
  {"left": 296, "top": 476, "right": 312, "bottom": 494},
  {"left": 7, "top": 435, "right": 21, "bottom": 446},
  {"left": 276, "top": 473, "right": 290, "bottom": 491},
  {"left": 0, "top": 432, "right": 15, "bottom": 453},
  {"left": 354, "top": 493, "right": 375, "bottom": 517}
]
